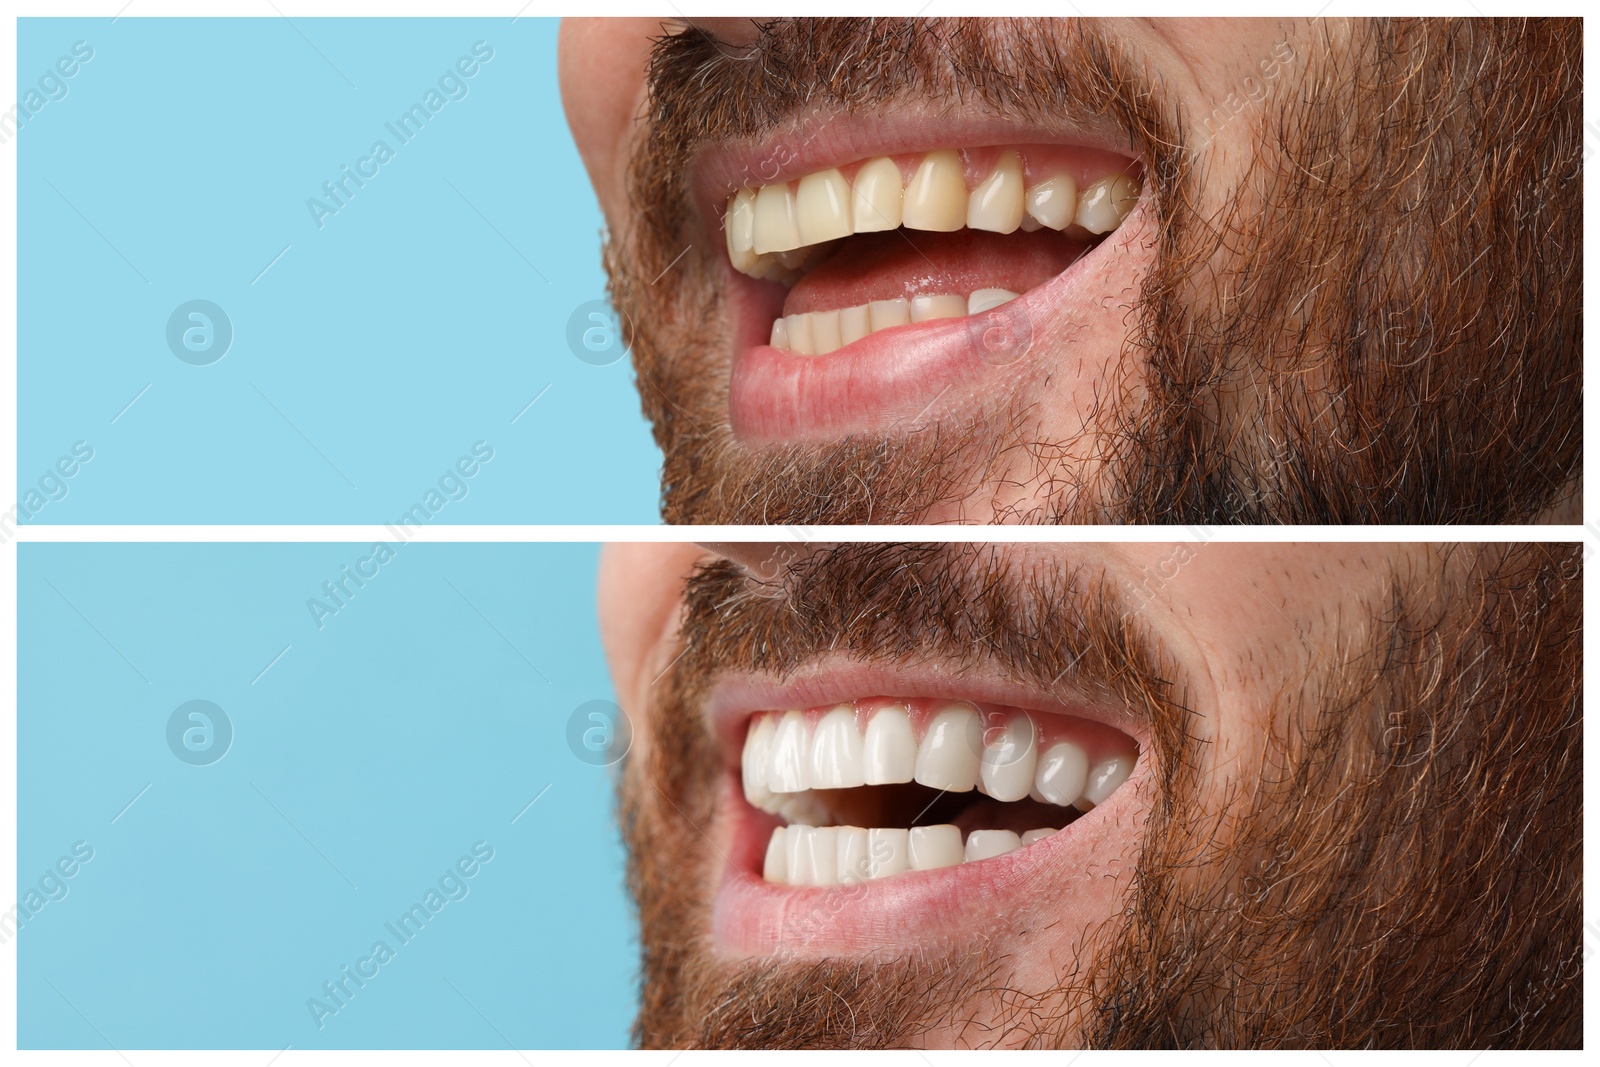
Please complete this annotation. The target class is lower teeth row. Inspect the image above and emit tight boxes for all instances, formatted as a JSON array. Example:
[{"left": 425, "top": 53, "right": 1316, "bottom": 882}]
[
  {"left": 769, "top": 288, "right": 1019, "bottom": 356},
  {"left": 763, "top": 823, "right": 1055, "bottom": 886}
]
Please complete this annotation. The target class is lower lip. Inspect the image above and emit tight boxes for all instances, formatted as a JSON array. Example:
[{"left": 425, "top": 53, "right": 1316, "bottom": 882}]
[
  {"left": 709, "top": 771, "right": 1141, "bottom": 958},
  {"left": 725, "top": 202, "right": 1147, "bottom": 444}
]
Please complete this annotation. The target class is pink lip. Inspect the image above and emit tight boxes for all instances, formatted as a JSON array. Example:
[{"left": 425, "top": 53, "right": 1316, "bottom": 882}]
[
  {"left": 688, "top": 111, "right": 1153, "bottom": 446},
  {"left": 701, "top": 658, "right": 1150, "bottom": 958}
]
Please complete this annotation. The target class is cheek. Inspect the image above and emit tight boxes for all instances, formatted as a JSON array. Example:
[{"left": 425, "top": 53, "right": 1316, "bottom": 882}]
[{"left": 559, "top": 18, "right": 658, "bottom": 216}]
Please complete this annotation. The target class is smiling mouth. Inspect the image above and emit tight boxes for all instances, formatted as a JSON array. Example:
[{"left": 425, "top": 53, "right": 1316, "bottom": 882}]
[
  {"left": 724, "top": 146, "right": 1140, "bottom": 357},
  {"left": 739, "top": 697, "right": 1138, "bottom": 888}
]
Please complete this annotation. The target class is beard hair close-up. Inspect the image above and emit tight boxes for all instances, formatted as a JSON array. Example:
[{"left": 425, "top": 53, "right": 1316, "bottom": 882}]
[
  {"left": 619, "top": 542, "right": 1581, "bottom": 1048},
  {"left": 606, "top": 18, "right": 1581, "bottom": 525}
]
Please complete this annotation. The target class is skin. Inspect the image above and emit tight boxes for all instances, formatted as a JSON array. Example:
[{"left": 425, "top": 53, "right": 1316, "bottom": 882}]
[
  {"left": 598, "top": 541, "right": 1581, "bottom": 1047},
  {"left": 560, "top": 18, "right": 1580, "bottom": 524}
]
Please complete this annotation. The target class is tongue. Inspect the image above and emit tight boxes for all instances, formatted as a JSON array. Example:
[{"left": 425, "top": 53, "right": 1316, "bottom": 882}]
[{"left": 781, "top": 229, "right": 1093, "bottom": 316}]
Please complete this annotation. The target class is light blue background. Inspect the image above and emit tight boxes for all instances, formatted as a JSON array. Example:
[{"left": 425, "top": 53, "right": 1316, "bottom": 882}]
[
  {"left": 17, "top": 542, "right": 636, "bottom": 1049},
  {"left": 17, "top": 18, "right": 661, "bottom": 524}
]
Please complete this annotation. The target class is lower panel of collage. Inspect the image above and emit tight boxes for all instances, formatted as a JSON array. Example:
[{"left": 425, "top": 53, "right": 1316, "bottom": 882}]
[{"left": 14, "top": 541, "right": 1581, "bottom": 1050}]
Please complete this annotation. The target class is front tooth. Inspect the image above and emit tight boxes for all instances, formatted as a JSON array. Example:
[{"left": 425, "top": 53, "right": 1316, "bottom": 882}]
[
  {"left": 742, "top": 715, "right": 776, "bottom": 805},
  {"left": 808, "top": 310, "right": 843, "bottom": 356},
  {"left": 908, "top": 824, "right": 964, "bottom": 871},
  {"left": 836, "top": 826, "right": 869, "bottom": 884},
  {"left": 862, "top": 705, "right": 916, "bottom": 785},
  {"left": 868, "top": 298, "right": 910, "bottom": 332},
  {"left": 967, "top": 151, "right": 1024, "bottom": 233},
  {"left": 914, "top": 704, "right": 982, "bottom": 792},
  {"left": 768, "top": 711, "right": 811, "bottom": 792},
  {"left": 1025, "top": 174, "right": 1077, "bottom": 231},
  {"left": 867, "top": 827, "right": 910, "bottom": 879},
  {"left": 769, "top": 317, "right": 789, "bottom": 350},
  {"left": 851, "top": 157, "right": 904, "bottom": 232},
  {"left": 1020, "top": 828, "right": 1056, "bottom": 846},
  {"left": 839, "top": 304, "right": 871, "bottom": 346},
  {"left": 902, "top": 150, "right": 967, "bottom": 232},
  {"left": 796, "top": 169, "right": 854, "bottom": 246},
  {"left": 909, "top": 294, "right": 967, "bottom": 323},
  {"left": 1035, "top": 741, "right": 1090, "bottom": 807},
  {"left": 979, "top": 715, "right": 1037, "bottom": 803},
  {"left": 964, "top": 829, "right": 1022, "bottom": 862},
  {"left": 1075, "top": 175, "right": 1139, "bottom": 234},
  {"left": 805, "top": 826, "right": 839, "bottom": 886},
  {"left": 763, "top": 826, "right": 788, "bottom": 882},
  {"left": 785, "top": 825, "right": 813, "bottom": 885},
  {"left": 1081, "top": 754, "right": 1134, "bottom": 806},
  {"left": 810, "top": 706, "right": 865, "bottom": 789},
  {"left": 785, "top": 313, "right": 815, "bottom": 357},
  {"left": 968, "top": 288, "right": 1018, "bottom": 315},
  {"left": 726, "top": 188, "right": 758, "bottom": 271},
  {"left": 752, "top": 182, "right": 802, "bottom": 253}
]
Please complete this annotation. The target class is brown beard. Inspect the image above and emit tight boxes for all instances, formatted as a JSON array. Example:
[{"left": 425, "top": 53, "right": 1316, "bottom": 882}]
[
  {"left": 606, "top": 18, "right": 1581, "bottom": 524},
  {"left": 620, "top": 543, "right": 1581, "bottom": 1047}
]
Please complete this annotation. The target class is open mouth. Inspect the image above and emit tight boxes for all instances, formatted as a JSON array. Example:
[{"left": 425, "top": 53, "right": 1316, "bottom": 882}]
[
  {"left": 725, "top": 148, "right": 1140, "bottom": 356},
  {"left": 706, "top": 135, "right": 1146, "bottom": 443},
  {"left": 740, "top": 697, "right": 1138, "bottom": 887}
]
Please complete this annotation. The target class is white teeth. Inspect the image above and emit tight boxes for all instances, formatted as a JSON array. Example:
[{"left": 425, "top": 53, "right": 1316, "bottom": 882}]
[
  {"left": 862, "top": 705, "right": 916, "bottom": 785},
  {"left": 967, "top": 150, "right": 1025, "bottom": 234},
  {"left": 810, "top": 706, "right": 865, "bottom": 789},
  {"left": 725, "top": 187, "right": 758, "bottom": 272},
  {"left": 727, "top": 153, "right": 1139, "bottom": 279},
  {"left": 836, "top": 826, "right": 869, "bottom": 884},
  {"left": 867, "top": 828, "right": 910, "bottom": 879},
  {"left": 968, "top": 288, "right": 1019, "bottom": 315},
  {"left": 868, "top": 298, "right": 910, "bottom": 332},
  {"left": 1024, "top": 173, "right": 1077, "bottom": 230},
  {"left": 764, "top": 826, "right": 788, "bottom": 882},
  {"left": 743, "top": 708, "right": 1138, "bottom": 885},
  {"left": 786, "top": 824, "right": 812, "bottom": 885},
  {"left": 1075, "top": 175, "right": 1140, "bottom": 234},
  {"left": 909, "top": 294, "right": 968, "bottom": 323},
  {"left": 785, "top": 312, "right": 815, "bottom": 357},
  {"left": 979, "top": 714, "right": 1037, "bottom": 803},
  {"left": 964, "top": 829, "right": 1022, "bottom": 862},
  {"left": 908, "top": 824, "right": 964, "bottom": 871},
  {"left": 752, "top": 181, "right": 801, "bottom": 254},
  {"left": 804, "top": 825, "right": 839, "bottom": 886},
  {"left": 767, "top": 289, "right": 1018, "bottom": 355},
  {"left": 839, "top": 304, "right": 871, "bottom": 346},
  {"left": 1034, "top": 741, "right": 1090, "bottom": 807},
  {"left": 914, "top": 704, "right": 983, "bottom": 792},
  {"left": 808, "top": 310, "right": 843, "bottom": 356},
  {"left": 741, "top": 715, "right": 777, "bottom": 807},
  {"left": 768, "top": 823, "right": 1062, "bottom": 884},
  {"left": 851, "top": 157, "right": 903, "bottom": 232},
  {"left": 796, "top": 168, "right": 854, "bottom": 246},
  {"left": 1082, "top": 753, "right": 1134, "bottom": 806},
  {"left": 902, "top": 149, "right": 968, "bottom": 231},
  {"left": 768, "top": 710, "right": 811, "bottom": 793}
]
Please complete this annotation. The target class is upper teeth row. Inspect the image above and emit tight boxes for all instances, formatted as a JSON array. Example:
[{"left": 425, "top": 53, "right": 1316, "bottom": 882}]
[
  {"left": 741, "top": 705, "right": 1135, "bottom": 810},
  {"left": 724, "top": 150, "right": 1141, "bottom": 280},
  {"left": 769, "top": 289, "right": 1018, "bottom": 355}
]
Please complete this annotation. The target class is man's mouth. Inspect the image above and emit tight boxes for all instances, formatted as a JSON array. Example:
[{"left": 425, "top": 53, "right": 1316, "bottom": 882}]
[
  {"left": 706, "top": 138, "right": 1146, "bottom": 443},
  {"left": 738, "top": 697, "right": 1137, "bottom": 888}
]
